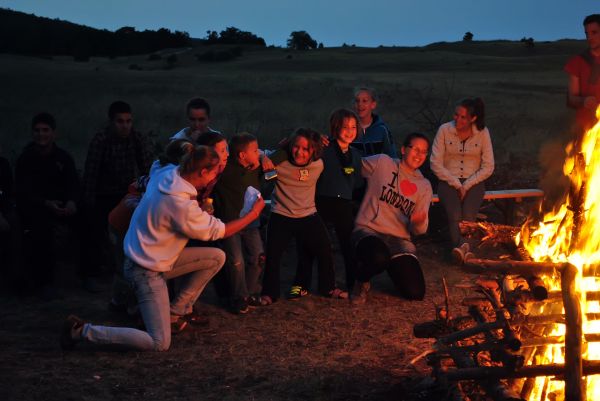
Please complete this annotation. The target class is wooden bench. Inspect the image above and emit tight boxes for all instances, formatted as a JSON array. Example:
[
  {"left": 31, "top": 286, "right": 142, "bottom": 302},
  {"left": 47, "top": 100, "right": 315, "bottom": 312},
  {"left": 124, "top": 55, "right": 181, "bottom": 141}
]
[
  {"left": 432, "top": 188, "right": 544, "bottom": 224},
  {"left": 431, "top": 189, "right": 544, "bottom": 203}
]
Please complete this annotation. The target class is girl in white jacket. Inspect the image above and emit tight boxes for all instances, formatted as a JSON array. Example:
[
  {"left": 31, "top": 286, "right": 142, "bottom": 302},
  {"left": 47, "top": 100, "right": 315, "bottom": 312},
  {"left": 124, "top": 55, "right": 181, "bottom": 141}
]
[
  {"left": 61, "top": 145, "right": 264, "bottom": 352},
  {"left": 430, "top": 98, "right": 494, "bottom": 262}
]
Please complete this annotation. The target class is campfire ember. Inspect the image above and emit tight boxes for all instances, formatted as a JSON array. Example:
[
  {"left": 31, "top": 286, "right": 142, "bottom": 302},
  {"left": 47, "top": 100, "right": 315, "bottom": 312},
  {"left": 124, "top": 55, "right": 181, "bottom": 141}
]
[{"left": 414, "top": 109, "right": 600, "bottom": 401}]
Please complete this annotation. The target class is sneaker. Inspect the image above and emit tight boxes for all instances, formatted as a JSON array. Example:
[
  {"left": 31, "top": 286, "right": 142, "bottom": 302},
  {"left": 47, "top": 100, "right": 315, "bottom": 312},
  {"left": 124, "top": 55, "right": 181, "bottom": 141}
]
[
  {"left": 350, "top": 281, "right": 371, "bottom": 305},
  {"left": 230, "top": 298, "right": 249, "bottom": 314},
  {"left": 60, "top": 315, "right": 85, "bottom": 350},
  {"left": 170, "top": 316, "right": 188, "bottom": 334},
  {"left": 288, "top": 285, "right": 308, "bottom": 300},
  {"left": 327, "top": 288, "right": 349, "bottom": 299},
  {"left": 451, "top": 243, "right": 470, "bottom": 265},
  {"left": 247, "top": 295, "right": 265, "bottom": 307}
]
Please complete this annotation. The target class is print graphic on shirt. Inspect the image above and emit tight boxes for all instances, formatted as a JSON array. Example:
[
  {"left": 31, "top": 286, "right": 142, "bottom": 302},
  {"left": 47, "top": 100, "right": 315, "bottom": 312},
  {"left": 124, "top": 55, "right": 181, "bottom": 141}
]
[
  {"left": 378, "top": 171, "right": 416, "bottom": 216},
  {"left": 400, "top": 179, "right": 417, "bottom": 196},
  {"left": 299, "top": 168, "right": 309, "bottom": 181}
]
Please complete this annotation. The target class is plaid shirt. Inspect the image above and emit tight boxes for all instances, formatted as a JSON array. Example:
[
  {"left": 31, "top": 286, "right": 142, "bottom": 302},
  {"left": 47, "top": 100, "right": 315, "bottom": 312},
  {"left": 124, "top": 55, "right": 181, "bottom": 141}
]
[{"left": 83, "top": 128, "right": 154, "bottom": 205}]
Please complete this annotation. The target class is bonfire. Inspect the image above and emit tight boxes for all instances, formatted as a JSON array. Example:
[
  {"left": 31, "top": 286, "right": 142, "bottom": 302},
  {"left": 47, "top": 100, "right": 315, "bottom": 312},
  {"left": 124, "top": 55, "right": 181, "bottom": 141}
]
[{"left": 413, "top": 106, "right": 600, "bottom": 401}]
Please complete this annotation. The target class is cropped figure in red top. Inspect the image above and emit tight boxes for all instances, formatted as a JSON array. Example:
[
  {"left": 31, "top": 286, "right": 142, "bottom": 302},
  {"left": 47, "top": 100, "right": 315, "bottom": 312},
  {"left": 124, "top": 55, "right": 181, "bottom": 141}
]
[{"left": 565, "top": 14, "right": 600, "bottom": 132}]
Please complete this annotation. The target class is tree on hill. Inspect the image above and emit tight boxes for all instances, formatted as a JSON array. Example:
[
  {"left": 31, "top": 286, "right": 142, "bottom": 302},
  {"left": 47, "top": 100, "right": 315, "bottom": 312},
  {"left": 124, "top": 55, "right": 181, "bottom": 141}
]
[
  {"left": 0, "top": 8, "right": 191, "bottom": 57},
  {"left": 204, "top": 27, "right": 265, "bottom": 46},
  {"left": 463, "top": 31, "right": 474, "bottom": 41},
  {"left": 287, "top": 31, "right": 317, "bottom": 50}
]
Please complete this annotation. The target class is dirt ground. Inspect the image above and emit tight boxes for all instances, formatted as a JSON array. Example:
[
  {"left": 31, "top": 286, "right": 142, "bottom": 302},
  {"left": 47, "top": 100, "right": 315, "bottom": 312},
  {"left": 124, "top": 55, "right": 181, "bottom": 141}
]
[{"left": 0, "top": 205, "right": 521, "bottom": 401}]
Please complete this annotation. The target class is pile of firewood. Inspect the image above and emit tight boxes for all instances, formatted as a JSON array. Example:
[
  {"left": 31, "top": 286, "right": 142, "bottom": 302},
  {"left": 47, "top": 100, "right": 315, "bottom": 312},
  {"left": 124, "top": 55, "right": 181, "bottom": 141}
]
[{"left": 413, "top": 253, "right": 594, "bottom": 401}]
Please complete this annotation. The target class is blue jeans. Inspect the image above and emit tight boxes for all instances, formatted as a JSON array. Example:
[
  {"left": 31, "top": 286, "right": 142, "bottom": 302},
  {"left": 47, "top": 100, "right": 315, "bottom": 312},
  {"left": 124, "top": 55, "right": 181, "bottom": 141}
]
[
  {"left": 221, "top": 227, "right": 264, "bottom": 300},
  {"left": 80, "top": 247, "right": 225, "bottom": 351}
]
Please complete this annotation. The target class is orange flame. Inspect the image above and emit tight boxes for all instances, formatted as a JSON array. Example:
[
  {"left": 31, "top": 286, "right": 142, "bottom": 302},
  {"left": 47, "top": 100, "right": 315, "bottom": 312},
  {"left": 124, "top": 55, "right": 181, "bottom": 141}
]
[{"left": 518, "top": 106, "right": 600, "bottom": 399}]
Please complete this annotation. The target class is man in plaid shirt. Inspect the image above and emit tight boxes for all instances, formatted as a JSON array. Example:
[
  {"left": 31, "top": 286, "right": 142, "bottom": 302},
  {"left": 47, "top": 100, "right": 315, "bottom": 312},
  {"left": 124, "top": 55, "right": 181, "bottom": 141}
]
[{"left": 81, "top": 101, "right": 154, "bottom": 291}]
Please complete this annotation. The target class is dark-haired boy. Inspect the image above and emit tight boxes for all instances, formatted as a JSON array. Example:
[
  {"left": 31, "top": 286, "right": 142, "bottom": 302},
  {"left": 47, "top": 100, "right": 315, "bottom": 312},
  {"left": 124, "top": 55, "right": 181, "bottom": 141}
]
[
  {"left": 170, "top": 98, "right": 221, "bottom": 143},
  {"left": 566, "top": 14, "right": 600, "bottom": 132},
  {"left": 15, "top": 113, "right": 80, "bottom": 298},
  {"left": 212, "top": 133, "right": 283, "bottom": 313},
  {"left": 81, "top": 101, "right": 153, "bottom": 291}
]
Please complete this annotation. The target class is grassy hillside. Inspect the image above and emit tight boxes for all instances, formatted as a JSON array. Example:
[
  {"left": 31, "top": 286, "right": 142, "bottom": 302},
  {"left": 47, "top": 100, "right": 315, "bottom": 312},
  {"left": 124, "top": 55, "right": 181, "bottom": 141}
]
[{"left": 0, "top": 40, "right": 588, "bottom": 188}]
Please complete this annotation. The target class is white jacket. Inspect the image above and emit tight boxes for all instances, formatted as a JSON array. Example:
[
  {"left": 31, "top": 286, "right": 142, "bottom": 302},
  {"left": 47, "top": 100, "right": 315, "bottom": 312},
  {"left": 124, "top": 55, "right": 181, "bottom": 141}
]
[
  {"left": 124, "top": 167, "right": 225, "bottom": 272},
  {"left": 430, "top": 121, "right": 494, "bottom": 191}
]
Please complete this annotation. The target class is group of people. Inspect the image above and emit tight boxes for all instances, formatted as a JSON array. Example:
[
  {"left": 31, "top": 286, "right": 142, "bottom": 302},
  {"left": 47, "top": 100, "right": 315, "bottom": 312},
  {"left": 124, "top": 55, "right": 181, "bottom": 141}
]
[
  {"left": 1, "top": 14, "right": 598, "bottom": 353},
  {"left": 51, "top": 87, "right": 493, "bottom": 352}
]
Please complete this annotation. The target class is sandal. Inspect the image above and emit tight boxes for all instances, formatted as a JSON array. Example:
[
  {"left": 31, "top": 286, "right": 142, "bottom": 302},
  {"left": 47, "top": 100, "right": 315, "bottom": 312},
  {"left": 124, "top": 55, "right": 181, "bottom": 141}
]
[
  {"left": 184, "top": 310, "right": 210, "bottom": 326},
  {"left": 328, "top": 288, "right": 349, "bottom": 299}
]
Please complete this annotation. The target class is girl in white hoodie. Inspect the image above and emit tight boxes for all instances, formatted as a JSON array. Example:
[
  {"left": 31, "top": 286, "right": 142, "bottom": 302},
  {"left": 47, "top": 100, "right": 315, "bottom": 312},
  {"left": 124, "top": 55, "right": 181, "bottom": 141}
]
[{"left": 61, "top": 145, "right": 265, "bottom": 352}]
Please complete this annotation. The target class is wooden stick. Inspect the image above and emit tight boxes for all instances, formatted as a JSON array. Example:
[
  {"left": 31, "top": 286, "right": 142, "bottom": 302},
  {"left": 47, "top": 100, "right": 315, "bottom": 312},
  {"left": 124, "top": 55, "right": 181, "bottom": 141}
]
[
  {"left": 562, "top": 263, "right": 584, "bottom": 401},
  {"left": 440, "top": 360, "right": 600, "bottom": 381},
  {"left": 463, "top": 259, "right": 561, "bottom": 276},
  {"left": 527, "top": 276, "right": 549, "bottom": 300}
]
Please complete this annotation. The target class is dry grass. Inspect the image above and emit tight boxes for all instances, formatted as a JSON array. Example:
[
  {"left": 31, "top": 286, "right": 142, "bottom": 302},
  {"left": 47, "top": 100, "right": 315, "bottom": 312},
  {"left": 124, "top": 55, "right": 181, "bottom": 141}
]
[
  {"left": 0, "top": 41, "right": 584, "bottom": 189},
  {"left": 0, "top": 239, "right": 475, "bottom": 401}
]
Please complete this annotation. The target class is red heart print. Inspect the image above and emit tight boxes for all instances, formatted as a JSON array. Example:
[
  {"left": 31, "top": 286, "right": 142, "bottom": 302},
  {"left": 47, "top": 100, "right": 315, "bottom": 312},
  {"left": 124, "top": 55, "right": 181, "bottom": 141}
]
[{"left": 400, "top": 179, "right": 417, "bottom": 196}]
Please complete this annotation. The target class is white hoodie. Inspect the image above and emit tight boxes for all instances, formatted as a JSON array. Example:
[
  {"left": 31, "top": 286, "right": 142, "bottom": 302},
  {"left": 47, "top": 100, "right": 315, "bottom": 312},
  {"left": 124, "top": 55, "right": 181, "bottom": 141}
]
[{"left": 123, "top": 167, "right": 225, "bottom": 272}]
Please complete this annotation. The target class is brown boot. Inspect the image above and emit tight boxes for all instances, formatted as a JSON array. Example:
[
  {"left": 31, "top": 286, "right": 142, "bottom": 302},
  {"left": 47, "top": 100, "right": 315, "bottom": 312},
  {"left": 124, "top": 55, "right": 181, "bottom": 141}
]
[
  {"left": 350, "top": 281, "right": 371, "bottom": 305},
  {"left": 60, "top": 315, "right": 85, "bottom": 350}
]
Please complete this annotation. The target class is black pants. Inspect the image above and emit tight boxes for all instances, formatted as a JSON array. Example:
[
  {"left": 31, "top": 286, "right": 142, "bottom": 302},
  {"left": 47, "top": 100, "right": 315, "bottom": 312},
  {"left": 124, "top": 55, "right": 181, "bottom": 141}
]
[
  {"left": 297, "top": 196, "right": 356, "bottom": 290},
  {"left": 80, "top": 194, "right": 122, "bottom": 277},
  {"left": 21, "top": 209, "right": 77, "bottom": 288},
  {"left": 262, "top": 213, "right": 334, "bottom": 300},
  {"left": 355, "top": 235, "right": 425, "bottom": 300}
]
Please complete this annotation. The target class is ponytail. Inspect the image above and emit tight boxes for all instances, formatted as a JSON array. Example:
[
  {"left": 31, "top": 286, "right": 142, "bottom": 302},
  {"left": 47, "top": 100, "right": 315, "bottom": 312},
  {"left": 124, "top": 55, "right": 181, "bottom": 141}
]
[
  {"left": 458, "top": 97, "right": 486, "bottom": 130},
  {"left": 179, "top": 145, "right": 219, "bottom": 176},
  {"left": 159, "top": 139, "right": 194, "bottom": 166}
]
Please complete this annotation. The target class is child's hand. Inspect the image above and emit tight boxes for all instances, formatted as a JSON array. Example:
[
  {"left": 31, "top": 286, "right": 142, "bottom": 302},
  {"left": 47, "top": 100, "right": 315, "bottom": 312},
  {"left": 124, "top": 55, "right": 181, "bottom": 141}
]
[
  {"left": 410, "top": 210, "right": 427, "bottom": 226},
  {"left": 250, "top": 197, "right": 265, "bottom": 218},
  {"left": 260, "top": 155, "right": 274, "bottom": 171}
]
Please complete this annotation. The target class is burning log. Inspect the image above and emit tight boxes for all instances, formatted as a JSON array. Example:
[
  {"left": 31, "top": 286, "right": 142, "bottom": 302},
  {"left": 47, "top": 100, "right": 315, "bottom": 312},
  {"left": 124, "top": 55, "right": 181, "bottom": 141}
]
[
  {"left": 560, "top": 263, "right": 583, "bottom": 401},
  {"left": 415, "top": 260, "right": 589, "bottom": 401},
  {"left": 526, "top": 276, "right": 548, "bottom": 300},
  {"left": 440, "top": 360, "right": 600, "bottom": 381}
]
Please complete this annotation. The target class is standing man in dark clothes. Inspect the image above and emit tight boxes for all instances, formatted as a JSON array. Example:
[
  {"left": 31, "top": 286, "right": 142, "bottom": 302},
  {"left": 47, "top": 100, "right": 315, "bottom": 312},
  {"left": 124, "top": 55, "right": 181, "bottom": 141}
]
[
  {"left": 15, "top": 113, "right": 80, "bottom": 298},
  {"left": 566, "top": 14, "right": 600, "bottom": 133},
  {"left": 81, "top": 101, "right": 154, "bottom": 291}
]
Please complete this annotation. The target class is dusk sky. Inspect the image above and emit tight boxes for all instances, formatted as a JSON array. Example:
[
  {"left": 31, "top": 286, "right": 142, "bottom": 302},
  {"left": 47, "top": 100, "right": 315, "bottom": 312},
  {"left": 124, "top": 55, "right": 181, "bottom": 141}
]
[{"left": 1, "top": 0, "right": 597, "bottom": 47}]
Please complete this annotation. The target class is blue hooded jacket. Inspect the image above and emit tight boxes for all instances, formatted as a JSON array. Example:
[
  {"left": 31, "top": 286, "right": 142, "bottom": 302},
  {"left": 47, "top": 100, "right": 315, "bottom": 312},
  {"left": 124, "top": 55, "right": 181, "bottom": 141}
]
[{"left": 351, "top": 114, "right": 397, "bottom": 158}]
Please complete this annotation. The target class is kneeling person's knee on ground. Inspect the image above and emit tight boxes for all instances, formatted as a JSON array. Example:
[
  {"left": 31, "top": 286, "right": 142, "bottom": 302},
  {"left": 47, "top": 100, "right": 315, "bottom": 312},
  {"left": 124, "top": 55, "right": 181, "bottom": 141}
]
[
  {"left": 388, "top": 254, "right": 425, "bottom": 301},
  {"left": 356, "top": 235, "right": 390, "bottom": 281}
]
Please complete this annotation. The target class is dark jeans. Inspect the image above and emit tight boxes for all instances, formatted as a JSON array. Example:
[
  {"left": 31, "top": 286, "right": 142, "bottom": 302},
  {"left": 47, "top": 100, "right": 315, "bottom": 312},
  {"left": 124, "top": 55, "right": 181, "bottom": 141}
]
[
  {"left": 297, "top": 196, "right": 356, "bottom": 290},
  {"left": 80, "top": 194, "right": 122, "bottom": 277},
  {"left": 262, "top": 212, "right": 335, "bottom": 300},
  {"left": 21, "top": 209, "right": 77, "bottom": 288},
  {"left": 355, "top": 234, "right": 425, "bottom": 300},
  {"left": 437, "top": 180, "right": 486, "bottom": 247}
]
